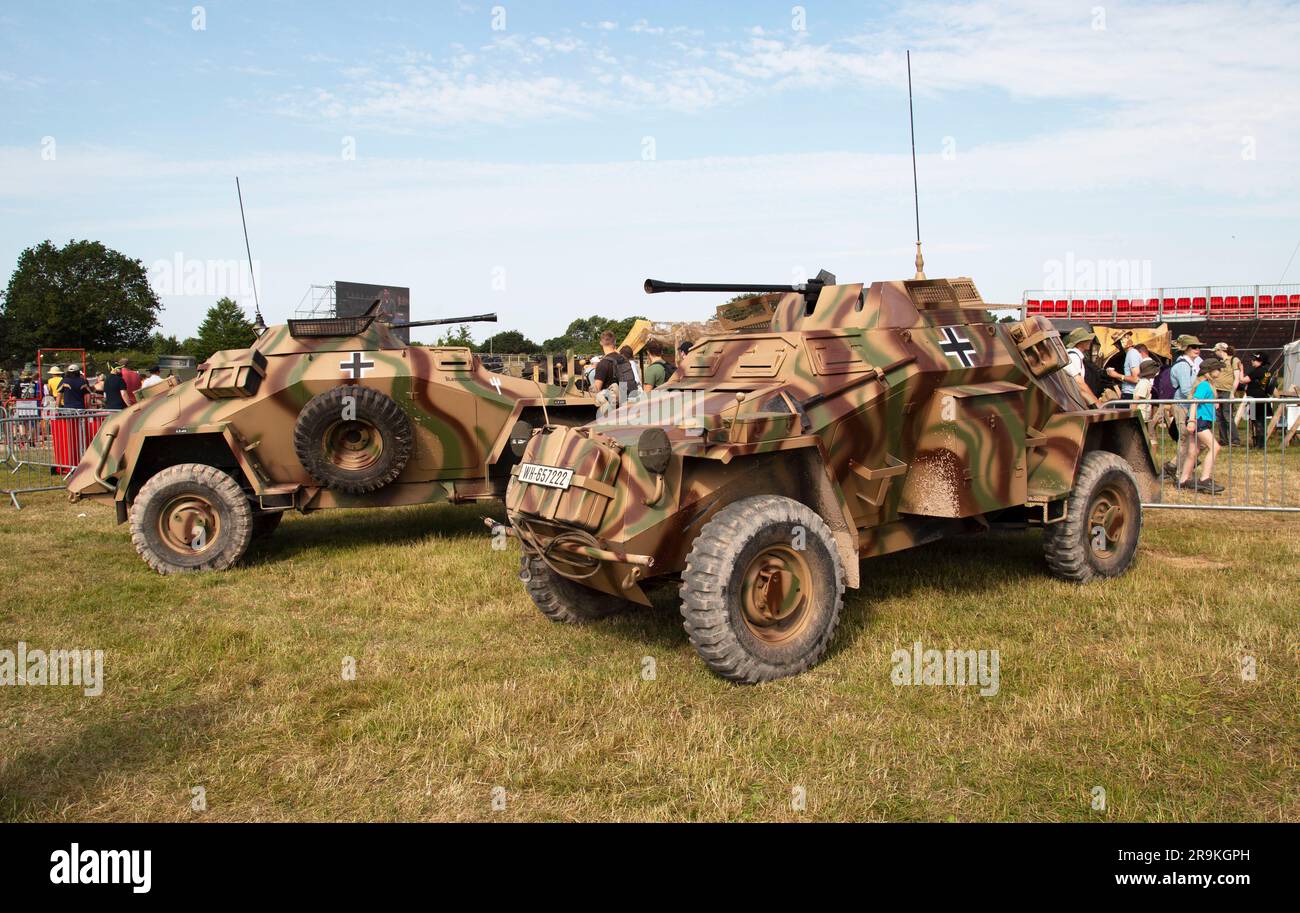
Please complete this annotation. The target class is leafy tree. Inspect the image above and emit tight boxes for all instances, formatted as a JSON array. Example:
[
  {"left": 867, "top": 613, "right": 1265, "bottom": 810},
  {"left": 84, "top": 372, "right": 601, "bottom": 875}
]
[
  {"left": 480, "top": 330, "right": 540, "bottom": 354},
  {"left": 433, "top": 324, "right": 477, "bottom": 349},
  {"left": 0, "top": 239, "right": 161, "bottom": 364},
  {"left": 147, "top": 332, "right": 184, "bottom": 356},
  {"left": 434, "top": 323, "right": 480, "bottom": 348},
  {"left": 190, "top": 297, "right": 256, "bottom": 362},
  {"left": 541, "top": 315, "right": 646, "bottom": 353}
]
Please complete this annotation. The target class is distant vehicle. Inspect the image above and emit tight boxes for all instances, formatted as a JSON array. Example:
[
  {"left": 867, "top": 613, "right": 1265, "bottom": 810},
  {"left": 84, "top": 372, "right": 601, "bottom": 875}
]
[
  {"left": 502, "top": 272, "right": 1158, "bottom": 683},
  {"left": 67, "top": 303, "right": 596, "bottom": 573}
]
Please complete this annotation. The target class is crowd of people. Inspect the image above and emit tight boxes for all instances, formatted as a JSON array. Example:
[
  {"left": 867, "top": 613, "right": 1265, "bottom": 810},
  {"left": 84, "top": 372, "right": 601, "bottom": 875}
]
[
  {"left": 570, "top": 333, "right": 686, "bottom": 413},
  {"left": 1062, "top": 327, "right": 1282, "bottom": 495},
  {"left": 2, "top": 358, "right": 164, "bottom": 416}
]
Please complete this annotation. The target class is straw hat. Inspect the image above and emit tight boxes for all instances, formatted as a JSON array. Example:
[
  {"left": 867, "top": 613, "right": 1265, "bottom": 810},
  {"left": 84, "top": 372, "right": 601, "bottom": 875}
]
[{"left": 47, "top": 366, "right": 63, "bottom": 376}]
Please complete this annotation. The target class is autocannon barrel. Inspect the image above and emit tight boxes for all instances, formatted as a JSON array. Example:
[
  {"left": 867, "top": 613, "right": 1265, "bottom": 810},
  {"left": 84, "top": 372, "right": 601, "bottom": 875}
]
[
  {"left": 644, "top": 279, "right": 808, "bottom": 295},
  {"left": 389, "top": 312, "right": 498, "bottom": 328}
]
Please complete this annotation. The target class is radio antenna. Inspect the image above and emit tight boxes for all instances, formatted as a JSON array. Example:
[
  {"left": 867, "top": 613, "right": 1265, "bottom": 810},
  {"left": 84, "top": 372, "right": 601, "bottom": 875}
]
[
  {"left": 907, "top": 50, "right": 926, "bottom": 280},
  {"left": 235, "top": 177, "right": 267, "bottom": 334}
]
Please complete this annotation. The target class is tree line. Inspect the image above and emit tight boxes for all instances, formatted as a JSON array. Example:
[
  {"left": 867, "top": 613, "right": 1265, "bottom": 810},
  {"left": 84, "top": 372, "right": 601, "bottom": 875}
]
[{"left": 1, "top": 239, "right": 642, "bottom": 372}]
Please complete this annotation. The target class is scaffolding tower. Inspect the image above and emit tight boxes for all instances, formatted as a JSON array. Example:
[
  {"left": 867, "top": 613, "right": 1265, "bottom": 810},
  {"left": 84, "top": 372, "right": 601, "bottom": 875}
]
[{"left": 294, "top": 284, "right": 337, "bottom": 318}]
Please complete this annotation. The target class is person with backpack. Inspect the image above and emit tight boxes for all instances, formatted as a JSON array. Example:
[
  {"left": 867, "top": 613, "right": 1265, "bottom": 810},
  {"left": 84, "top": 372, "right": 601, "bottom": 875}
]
[
  {"left": 591, "top": 330, "right": 638, "bottom": 413},
  {"left": 1063, "top": 327, "right": 1103, "bottom": 403}
]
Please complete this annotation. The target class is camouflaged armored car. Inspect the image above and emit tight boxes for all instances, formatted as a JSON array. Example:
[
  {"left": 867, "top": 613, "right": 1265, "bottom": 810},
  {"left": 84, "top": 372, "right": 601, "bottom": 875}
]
[
  {"left": 67, "top": 304, "right": 596, "bottom": 574},
  {"left": 502, "top": 272, "right": 1158, "bottom": 683}
]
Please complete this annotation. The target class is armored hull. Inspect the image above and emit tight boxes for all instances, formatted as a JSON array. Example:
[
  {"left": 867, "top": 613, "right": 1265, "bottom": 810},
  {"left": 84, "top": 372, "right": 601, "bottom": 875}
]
[{"left": 506, "top": 277, "right": 1156, "bottom": 682}]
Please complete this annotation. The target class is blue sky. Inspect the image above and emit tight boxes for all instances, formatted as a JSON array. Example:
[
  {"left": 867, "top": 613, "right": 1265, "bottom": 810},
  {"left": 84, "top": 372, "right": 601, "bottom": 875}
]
[{"left": 2, "top": 0, "right": 1298, "bottom": 344}]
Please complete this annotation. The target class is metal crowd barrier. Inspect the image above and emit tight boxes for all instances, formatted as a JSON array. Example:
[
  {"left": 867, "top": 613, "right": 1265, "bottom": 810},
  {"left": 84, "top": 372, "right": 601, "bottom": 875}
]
[
  {"left": 1123, "top": 396, "right": 1300, "bottom": 512},
  {"left": 1, "top": 406, "right": 113, "bottom": 509}
]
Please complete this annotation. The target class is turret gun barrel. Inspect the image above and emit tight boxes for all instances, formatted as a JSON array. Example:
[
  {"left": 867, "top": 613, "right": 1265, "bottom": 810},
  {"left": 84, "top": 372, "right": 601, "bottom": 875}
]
[
  {"left": 389, "top": 313, "right": 498, "bottom": 329},
  {"left": 644, "top": 270, "right": 835, "bottom": 299},
  {"left": 645, "top": 279, "right": 805, "bottom": 295}
]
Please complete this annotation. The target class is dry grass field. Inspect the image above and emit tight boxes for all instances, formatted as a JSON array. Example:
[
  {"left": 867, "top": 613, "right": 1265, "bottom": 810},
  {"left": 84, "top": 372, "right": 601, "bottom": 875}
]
[{"left": 1, "top": 468, "right": 1296, "bottom": 822}]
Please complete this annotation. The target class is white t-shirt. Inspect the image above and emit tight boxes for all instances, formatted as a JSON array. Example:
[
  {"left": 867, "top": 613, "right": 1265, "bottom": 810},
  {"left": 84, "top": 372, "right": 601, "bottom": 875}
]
[
  {"left": 1065, "top": 348, "right": 1086, "bottom": 378},
  {"left": 141, "top": 374, "right": 163, "bottom": 389}
]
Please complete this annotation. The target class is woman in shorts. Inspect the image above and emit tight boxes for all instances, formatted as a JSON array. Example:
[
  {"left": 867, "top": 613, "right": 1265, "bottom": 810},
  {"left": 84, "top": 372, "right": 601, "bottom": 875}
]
[{"left": 1178, "top": 356, "right": 1224, "bottom": 494}]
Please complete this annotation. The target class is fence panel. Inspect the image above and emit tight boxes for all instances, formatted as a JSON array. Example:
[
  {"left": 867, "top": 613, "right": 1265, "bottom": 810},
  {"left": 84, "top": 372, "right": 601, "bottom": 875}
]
[
  {"left": 1128, "top": 396, "right": 1300, "bottom": 511},
  {"left": 2, "top": 408, "right": 112, "bottom": 508}
]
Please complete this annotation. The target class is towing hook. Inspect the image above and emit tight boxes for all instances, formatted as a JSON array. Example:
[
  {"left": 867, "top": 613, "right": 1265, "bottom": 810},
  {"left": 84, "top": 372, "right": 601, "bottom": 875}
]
[{"left": 483, "top": 517, "right": 517, "bottom": 539}]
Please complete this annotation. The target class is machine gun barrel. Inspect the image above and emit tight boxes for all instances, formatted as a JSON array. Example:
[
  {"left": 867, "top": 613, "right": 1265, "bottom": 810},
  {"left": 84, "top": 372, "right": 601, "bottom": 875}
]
[
  {"left": 644, "top": 279, "right": 809, "bottom": 295},
  {"left": 389, "top": 312, "right": 498, "bottom": 329}
]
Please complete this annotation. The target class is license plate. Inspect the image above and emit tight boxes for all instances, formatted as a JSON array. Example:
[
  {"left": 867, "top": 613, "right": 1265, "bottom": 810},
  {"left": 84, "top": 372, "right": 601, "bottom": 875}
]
[{"left": 517, "top": 463, "right": 574, "bottom": 490}]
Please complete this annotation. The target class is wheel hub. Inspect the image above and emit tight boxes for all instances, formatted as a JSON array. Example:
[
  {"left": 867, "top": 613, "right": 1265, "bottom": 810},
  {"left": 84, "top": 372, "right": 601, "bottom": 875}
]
[
  {"left": 158, "top": 494, "right": 219, "bottom": 554},
  {"left": 1087, "top": 484, "right": 1128, "bottom": 558},
  {"left": 324, "top": 420, "right": 384, "bottom": 471},
  {"left": 739, "top": 545, "right": 814, "bottom": 643}
]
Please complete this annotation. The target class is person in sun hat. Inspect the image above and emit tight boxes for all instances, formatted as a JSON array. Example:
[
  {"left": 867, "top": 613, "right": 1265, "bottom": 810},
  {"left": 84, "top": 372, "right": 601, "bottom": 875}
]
[
  {"left": 1177, "top": 355, "right": 1225, "bottom": 494},
  {"left": 1063, "top": 326, "right": 1101, "bottom": 403},
  {"left": 1167, "top": 334, "right": 1204, "bottom": 477},
  {"left": 1131, "top": 357, "right": 1162, "bottom": 434}
]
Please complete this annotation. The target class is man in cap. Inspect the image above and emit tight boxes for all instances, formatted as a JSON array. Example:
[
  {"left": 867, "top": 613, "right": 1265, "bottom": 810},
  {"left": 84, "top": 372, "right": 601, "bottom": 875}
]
[
  {"left": 1166, "top": 335, "right": 1204, "bottom": 478},
  {"left": 1063, "top": 327, "right": 1100, "bottom": 403},
  {"left": 58, "top": 362, "right": 90, "bottom": 410},
  {"left": 1244, "top": 351, "right": 1275, "bottom": 447}
]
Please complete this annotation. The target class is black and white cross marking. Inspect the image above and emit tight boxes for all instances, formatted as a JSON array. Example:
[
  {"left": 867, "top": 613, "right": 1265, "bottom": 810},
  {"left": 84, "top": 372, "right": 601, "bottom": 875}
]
[
  {"left": 938, "top": 327, "right": 977, "bottom": 367},
  {"left": 341, "top": 351, "right": 375, "bottom": 380}
]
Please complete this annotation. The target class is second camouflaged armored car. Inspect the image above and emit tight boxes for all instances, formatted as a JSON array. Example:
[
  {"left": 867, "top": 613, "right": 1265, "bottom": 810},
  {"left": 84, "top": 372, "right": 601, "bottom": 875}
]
[
  {"left": 67, "top": 304, "right": 595, "bottom": 573},
  {"left": 503, "top": 273, "right": 1158, "bottom": 683}
]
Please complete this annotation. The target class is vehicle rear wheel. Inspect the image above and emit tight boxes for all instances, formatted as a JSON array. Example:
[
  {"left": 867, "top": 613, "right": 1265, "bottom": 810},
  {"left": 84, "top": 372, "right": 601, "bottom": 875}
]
[
  {"left": 130, "top": 463, "right": 253, "bottom": 574},
  {"left": 680, "top": 495, "right": 845, "bottom": 684},
  {"left": 519, "top": 553, "right": 638, "bottom": 623},
  {"left": 1043, "top": 450, "right": 1142, "bottom": 583}
]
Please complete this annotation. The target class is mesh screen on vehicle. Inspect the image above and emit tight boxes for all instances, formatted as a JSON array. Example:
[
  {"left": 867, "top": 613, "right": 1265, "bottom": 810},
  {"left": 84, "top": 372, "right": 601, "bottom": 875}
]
[{"left": 286, "top": 316, "right": 376, "bottom": 338}]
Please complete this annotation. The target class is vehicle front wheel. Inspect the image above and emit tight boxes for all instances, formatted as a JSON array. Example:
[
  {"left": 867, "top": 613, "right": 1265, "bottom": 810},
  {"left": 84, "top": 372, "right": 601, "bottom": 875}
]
[
  {"left": 519, "top": 553, "right": 639, "bottom": 623},
  {"left": 1043, "top": 450, "right": 1142, "bottom": 583},
  {"left": 130, "top": 463, "right": 254, "bottom": 574},
  {"left": 680, "top": 495, "right": 845, "bottom": 684}
]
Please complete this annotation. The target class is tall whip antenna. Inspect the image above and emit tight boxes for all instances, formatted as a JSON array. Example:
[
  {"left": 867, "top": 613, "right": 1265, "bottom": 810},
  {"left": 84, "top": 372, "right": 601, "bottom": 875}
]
[
  {"left": 235, "top": 176, "right": 267, "bottom": 334},
  {"left": 907, "top": 50, "right": 926, "bottom": 280}
]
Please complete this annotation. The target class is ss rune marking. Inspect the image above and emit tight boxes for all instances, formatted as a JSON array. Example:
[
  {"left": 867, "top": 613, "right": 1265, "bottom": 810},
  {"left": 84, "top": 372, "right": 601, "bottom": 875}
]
[
  {"left": 938, "top": 326, "right": 977, "bottom": 367},
  {"left": 490, "top": 376, "right": 502, "bottom": 395},
  {"left": 341, "top": 351, "right": 374, "bottom": 380}
]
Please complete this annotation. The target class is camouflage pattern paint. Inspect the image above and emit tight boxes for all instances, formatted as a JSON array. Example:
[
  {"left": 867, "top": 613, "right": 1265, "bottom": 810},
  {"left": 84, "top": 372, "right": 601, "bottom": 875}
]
[
  {"left": 506, "top": 277, "right": 1157, "bottom": 603},
  {"left": 66, "top": 317, "right": 596, "bottom": 517}
]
